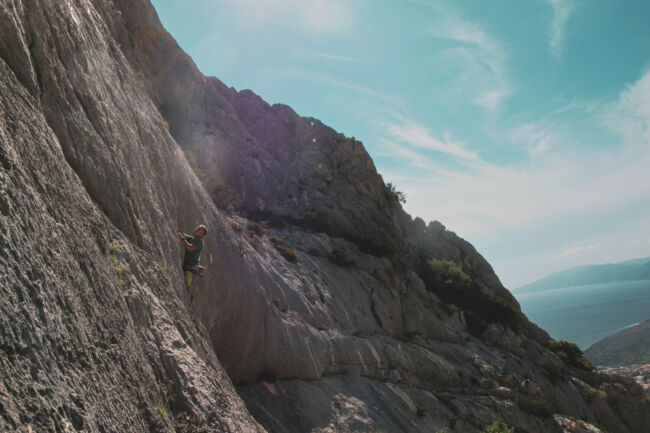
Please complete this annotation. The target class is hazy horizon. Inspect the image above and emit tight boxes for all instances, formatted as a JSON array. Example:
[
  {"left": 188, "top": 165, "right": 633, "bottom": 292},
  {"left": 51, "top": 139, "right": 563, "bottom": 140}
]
[
  {"left": 514, "top": 255, "right": 650, "bottom": 290},
  {"left": 151, "top": 0, "right": 650, "bottom": 288}
]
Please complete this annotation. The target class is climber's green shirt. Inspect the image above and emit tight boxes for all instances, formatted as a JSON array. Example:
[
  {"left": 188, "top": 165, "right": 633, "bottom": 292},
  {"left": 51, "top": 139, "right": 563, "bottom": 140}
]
[{"left": 183, "top": 236, "right": 204, "bottom": 267}]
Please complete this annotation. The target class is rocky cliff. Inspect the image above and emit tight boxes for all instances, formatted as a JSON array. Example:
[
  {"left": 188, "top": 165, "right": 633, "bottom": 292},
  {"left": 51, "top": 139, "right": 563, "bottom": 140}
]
[
  {"left": 1, "top": 1, "right": 649, "bottom": 432},
  {"left": 586, "top": 320, "right": 650, "bottom": 367}
]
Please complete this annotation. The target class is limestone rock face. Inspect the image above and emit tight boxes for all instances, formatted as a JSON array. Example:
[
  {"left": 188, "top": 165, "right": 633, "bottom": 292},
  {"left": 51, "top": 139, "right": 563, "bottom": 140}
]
[
  {"left": 1, "top": 1, "right": 649, "bottom": 433},
  {"left": 0, "top": 1, "right": 262, "bottom": 431}
]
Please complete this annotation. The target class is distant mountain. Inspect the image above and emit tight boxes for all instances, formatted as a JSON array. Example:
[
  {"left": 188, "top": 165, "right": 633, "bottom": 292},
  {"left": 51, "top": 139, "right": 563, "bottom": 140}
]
[
  {"left": 516, "top": 257, "right": 650, "bottom": 293},
  {"left": 585, "top": 320, "right": 650, "bottom": 366}
]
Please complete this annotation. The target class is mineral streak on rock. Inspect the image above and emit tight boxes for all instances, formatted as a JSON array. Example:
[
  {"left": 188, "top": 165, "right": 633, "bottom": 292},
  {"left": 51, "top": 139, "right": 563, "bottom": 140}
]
[{"left": 1, "top": 0, "right": 649, "bottom": 432}]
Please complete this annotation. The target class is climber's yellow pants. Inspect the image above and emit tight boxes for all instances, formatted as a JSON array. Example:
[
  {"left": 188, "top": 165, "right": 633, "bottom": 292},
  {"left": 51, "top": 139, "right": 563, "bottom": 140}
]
[{"left": 184, "top": 270, "right": 194, "bottom": 289}]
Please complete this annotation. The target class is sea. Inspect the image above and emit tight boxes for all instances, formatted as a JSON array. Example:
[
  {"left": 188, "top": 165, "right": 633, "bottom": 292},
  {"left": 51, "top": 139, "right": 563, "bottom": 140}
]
[{"left": 513, "top": 279, "right": 650, "bottom": 349}]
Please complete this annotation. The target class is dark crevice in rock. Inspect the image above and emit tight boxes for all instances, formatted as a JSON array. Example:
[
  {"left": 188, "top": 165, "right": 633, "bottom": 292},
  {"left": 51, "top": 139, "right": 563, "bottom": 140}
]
[{"left": 245, "top": 209, "right": 396, "bottom": 258}]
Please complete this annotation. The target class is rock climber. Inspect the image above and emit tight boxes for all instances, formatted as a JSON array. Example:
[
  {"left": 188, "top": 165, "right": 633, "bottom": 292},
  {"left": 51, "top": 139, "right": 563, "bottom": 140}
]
[{"left": 177, "top": 224, "right": 207, "bottom": 301}]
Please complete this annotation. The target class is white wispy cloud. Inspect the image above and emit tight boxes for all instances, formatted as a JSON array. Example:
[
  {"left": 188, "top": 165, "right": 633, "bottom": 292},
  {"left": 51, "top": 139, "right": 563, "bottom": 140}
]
[
  {"left": 222, "top": 0, "right": 353, "bottom": 34},
  {"left": 278, "top": 68, "right": 400, "bottom": 105},
  {"left": 554, "top": 243, "right": 601, "bottom": 259},
  {"left": 376, "top": 139, "right": 445, "bottom": 174},
  {"left": 546, "top": 0, "right": 575, "bottom": 59},
  {"left": 433, "top": 15, "right": 505, "bottom": 78},
  {"left": 301, "top": 0, "right": 353, "bottom": 33},
  {"left": 474, "top": 90, "right": 508, "bottom": 112},
  {"left": 308, "top": 50, "right": 365, "bottom": 63},
  {"left": 385, "top": 120, "right": 479, "bottom": 161},
  {"left": 385, "top": 70, "right": 650, "bottom": 244},
  {"left": 267, "top": 66, "right": 404, "bottom": 108},
  {"left": 393, "top": 147, "right": 650, "bottom": 241},
  {"left": 509, "top": 121, "right": 567, "bottom": 157},
  {"left": 602, "top": 70, "right": 650, "bottom": 148},
  {"left": 427, "top": 6, "right": 512, "bottom": 111}
]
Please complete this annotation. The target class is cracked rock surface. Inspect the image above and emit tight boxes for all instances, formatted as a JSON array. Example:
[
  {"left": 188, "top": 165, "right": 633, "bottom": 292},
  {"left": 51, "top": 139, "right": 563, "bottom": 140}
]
[{"left": 1, "top": 1, "right": 649, "bottom": 432}]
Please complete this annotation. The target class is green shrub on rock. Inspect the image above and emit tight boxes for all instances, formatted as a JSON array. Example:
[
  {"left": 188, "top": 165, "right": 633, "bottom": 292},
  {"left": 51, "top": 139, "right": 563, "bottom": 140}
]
[
  {"left": 416, "top": 257, "right": 522, "bottom": 335},
  {"left": 481, "top": 419, "right": 514, "bottom": 433},
  {"left": 384, "top": 182, "right": 406, "bottom": 205},
  {"left": 425, "top": 258, "right": 472, "bottom": 289},
  {"left": 548, "top": 340, "right": 594, "bottom": 371},
  {"left": 581, "top": 386, "right": 607, "bottom": 403}
]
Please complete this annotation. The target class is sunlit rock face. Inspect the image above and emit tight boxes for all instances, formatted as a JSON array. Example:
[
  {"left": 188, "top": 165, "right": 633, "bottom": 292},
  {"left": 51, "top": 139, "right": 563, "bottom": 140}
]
[
  {"left": 0, "top": 1, "right": 262, "bottom": 431},
  {"left": 1, "top": 1, "right": 649, "bottom": 432}
]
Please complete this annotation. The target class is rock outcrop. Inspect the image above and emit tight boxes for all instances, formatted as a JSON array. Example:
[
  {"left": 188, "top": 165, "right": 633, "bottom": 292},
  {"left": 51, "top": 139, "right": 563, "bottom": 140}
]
[
  {"left": 1, "top": 1, "right": 649, "bottom": 432},
  {"left": 586, "top": 320, "right": 650, "bottom": 366},
  {"left": 0, "top": 1, "right": 262, "bottom": 431}
]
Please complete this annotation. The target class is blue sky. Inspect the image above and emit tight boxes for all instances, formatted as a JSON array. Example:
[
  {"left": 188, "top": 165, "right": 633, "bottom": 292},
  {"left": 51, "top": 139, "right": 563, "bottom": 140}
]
[{"left": 151, "top": 0, "right": 650, "bottom": 288}]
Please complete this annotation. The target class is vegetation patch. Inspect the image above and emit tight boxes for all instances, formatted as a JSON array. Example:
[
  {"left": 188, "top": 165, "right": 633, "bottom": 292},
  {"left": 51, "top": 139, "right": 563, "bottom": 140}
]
[
  {"left": 135, "top": 70, "right": 146, "bottom": 89},
  {"left": 417, "top": 257, "right": 521, "bottom": 335},
  {"left": 229, "top": 218, "right": 243, "bottom": 234},
  {"left": 425, "top": 258, "right": 472, "bottom": 288},
  {"left": 243, "top": 221, "right": 267, "bottom": 252},
  {"left": 228, "top": 218, "right": 268, "bottom": 252},
  {"left": 110, "top": 254, "right": 123, "bottom": 276},
  {"left": 548, "top": 340, "right": 594, "bottom": 371},
  {"left": 244, "top": 233, "right": 262, "bottom": 252},
  {"left": 581, "top": 386, "right": 607, "bottom": 403},
  {"left": 268, "top": 236, "right": 300, "bottom": 263},
  {"left": 481, "top": 420, "right": 514, "bottom": 433},
  {"left": 174, "top": 412, "right": 210, "bottom": 433},
  {"left": 384, "top": 182, "right": 406, "bottom": 206},
  {"left": 154, "top": 402, "right": 167, "bottom": 420},
  {"left": 440, "top": 302, "right": 458, "bottom": 315},
  {"left": 247, "top": 220, "right": 267, "bottom": 237},
  {"left": 155, "top": 261, "right": 167, "bottom": 277},
  {"left": 209, "top": 180, "right": 242, "bottom": 213},
  {"left": 109, "top": 242, "right": 126, "bottom": 279}
]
